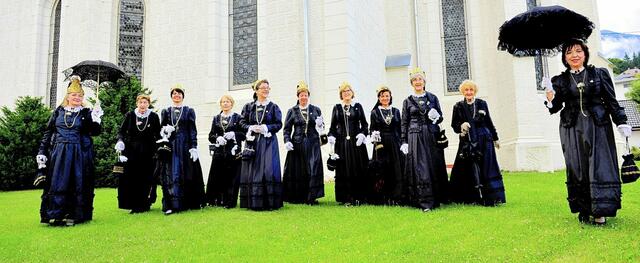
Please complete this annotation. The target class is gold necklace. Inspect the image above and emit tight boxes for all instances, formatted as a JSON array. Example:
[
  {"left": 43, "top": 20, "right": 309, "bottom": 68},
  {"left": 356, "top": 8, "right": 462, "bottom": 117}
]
[
  {"left": 135, "top": 113, "right": 149, "bottom": 132},
  {"left": 171, "top": 106, "right": 183, "bottom": 128},
  {"left": 64, "top": 110, "right": 79, "bottom": 128},
  {"left": 299, "top": 105, "right": 309, "bottom": 135},
  {"left": 219, "top": 114, "right": 230, "bottom": 132},
  {"left": 342, "top": 104, "right": 351, "bottom": 140},
  {"left": 378, "top": 107, "right": 392, "bottom": 125},
  {"left": 569, "top": 70, "right": 588, "bottom": 117}
]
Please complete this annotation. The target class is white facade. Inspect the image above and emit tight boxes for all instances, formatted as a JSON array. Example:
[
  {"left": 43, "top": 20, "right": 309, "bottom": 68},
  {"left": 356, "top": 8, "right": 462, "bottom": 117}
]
[{"left": 0, "top": 0, "right": 625, "bottom": 177}]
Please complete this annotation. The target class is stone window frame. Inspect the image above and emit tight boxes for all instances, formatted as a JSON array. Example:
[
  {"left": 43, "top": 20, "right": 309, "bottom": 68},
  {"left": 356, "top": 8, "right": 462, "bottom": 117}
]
[
  {"left": 46, "top": 0, "right": 62, "bottom": 107},
  {"left": 440, "top": 0, "right": 472, "bottom": 95},
  {"left": 229, "top": 0, "right": 258, "bottom": 91},
  {"left": 117, "top": 0, "right": 145, "bottom": 81}
]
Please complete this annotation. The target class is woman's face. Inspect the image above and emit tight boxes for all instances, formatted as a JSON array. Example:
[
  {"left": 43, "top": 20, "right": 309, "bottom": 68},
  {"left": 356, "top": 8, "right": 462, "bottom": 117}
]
[
  {"left": 220, "top": 98, "right": 233, "bottom": 111},
  {"left": 462, "top": 87, "right": 475, "bottom": 101},
  {"left": 67, "top": 92, "right": 84, "bottom": 107},
  {"left": 565, "top": 44, "right": 586, "bottom": 70},
  {"left": 298, "top": 91, "right": 309, "bottom": 106},
  {"left": 171, "top": 91, "right": 183, "bottom": 104},
  {"left": 411, "top": 76, "right": 425, "bottom": 91},
  {"left": 137, "top": 99, "right": 150, "bottom": 111},
  {"left": 257, "top": 82, "right": 270, "bottom": 99},
  {"left": 378, "top": 91, "right": 391, "bottom": 107},
  {"left": 341, "top": 88, "right": 353, "bottom": 100}
]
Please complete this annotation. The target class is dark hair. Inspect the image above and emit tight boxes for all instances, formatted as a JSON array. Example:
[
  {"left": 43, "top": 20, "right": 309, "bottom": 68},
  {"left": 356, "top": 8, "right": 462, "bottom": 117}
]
[
  {"left": 170, "top": 88, "right": 185, "bottom": 98},
  {"left": 373, "top": 89, "right": 392, "bottom": 110},
  {"left": 561, "top": 39, "right": 590, "bottom": 69},
  {"left": 253, "top": 79, "right": 269, "bottom": 101}
]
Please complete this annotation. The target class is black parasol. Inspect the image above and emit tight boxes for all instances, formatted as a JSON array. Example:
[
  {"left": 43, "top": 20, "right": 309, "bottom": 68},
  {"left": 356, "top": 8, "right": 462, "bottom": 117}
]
[
  {"left": 459, "top": 133, "right": 484, "bottom": 199},
  {"left": 497, "top": 5, "right": 594, "bottom": 57},
  {"left": 63, "top": 60, "right": 127, "bottom": 102}
]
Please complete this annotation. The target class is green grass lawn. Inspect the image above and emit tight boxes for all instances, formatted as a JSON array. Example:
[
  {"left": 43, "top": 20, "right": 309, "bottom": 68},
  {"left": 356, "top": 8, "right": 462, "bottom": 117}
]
[{"left": 1, "top": 171, "right": 639, "bottom": 262}]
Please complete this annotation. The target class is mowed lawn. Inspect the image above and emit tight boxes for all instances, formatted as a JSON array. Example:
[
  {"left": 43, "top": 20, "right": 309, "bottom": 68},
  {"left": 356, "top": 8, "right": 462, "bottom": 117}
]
[{"left": 0, "top": 171, "right": 639, "bottom": 262}]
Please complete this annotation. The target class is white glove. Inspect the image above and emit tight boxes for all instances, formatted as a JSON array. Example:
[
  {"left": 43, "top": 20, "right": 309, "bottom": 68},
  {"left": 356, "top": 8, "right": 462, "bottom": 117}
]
[
  {"left": 115, "top": 140, "right": 125, "bottom": 151},
  {"left": 461, "top": 122, "right": 471, "bottom": 133},
  {"left": 328, "top": 136, "right": 336, "bottom": 145},
  {"left": 91, "top": 104, "right": 104, "bottom": 124},
  {"left": 356, "top": 133, "right": 366, "bottom": 146},
  {"left": 231, "top": 145, "right": 238, "bottom": 155},
  {"left": 371, "top": 131, "right": 381, "bottom": 143},
  {"left": 260, "top": 124, "right": 269, "bottom": 134},
  {"left": 118, "top": 155, "right": 128, "bottom": 162},
  {"left": 36, "top": 154, "right": 47, "bottom": 168},
  {"left": 246, "top": 130, "right": 255, "bottom": 142},
  {"left": 189, "top": 148, "right": 199, "bottom": 162},
  {"left": 223, "top": 131, "right": 235, "bottom": 140},
  {"left": 618, "top": 124, "right": 632, "bottom": 138},
  {"left": 329, "top": 153, "right": 340, "bottom": 160},
  {"left": 285, "top": 142, "right": 294, "bottom": 151},
  {"left": 427, "top": 108, "right": 440, "bottom": 124},
  {"left": 164, "top": 125, "right": 175, "bottom": 134},
  {"left": 315, "top": 116, "right": 325, "bottom": 133},
  {"left": 400, "top": 143, "right": 409, "bottom": 155},
  {"left": 494, "top": 140, "right": 500, "bottom": 150},
  {"left": 542, "top": 77, "right": 555, "bottom": 108},
  {"left": 216, "top": 136, "right": 227, "bottom": 146}
]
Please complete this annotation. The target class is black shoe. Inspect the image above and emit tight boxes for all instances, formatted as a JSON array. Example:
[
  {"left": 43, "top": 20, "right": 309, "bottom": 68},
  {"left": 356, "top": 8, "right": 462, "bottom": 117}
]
[{"left": 578, "top": 213, "right": 590, "bottom": 224}]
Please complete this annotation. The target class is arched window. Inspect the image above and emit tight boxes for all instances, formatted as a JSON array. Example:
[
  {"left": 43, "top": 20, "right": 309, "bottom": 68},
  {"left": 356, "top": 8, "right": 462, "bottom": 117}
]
[
  {"left": 441, "top": 0, "right": 470, "bottom": 93},
  {"left": 47, "top": 0, "right": 62, "bottom": 107},
  {"left": 230, "top": 0, "right": 258, "bottom": 90},
  {"left": 118, "top": 0, "right": 144, "bottom": 81}
]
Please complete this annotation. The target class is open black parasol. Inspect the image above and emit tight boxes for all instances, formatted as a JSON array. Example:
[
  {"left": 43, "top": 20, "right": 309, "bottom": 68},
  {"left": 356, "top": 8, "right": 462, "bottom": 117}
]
[
  {"left": 497, "top": 5, "right": 595, "bottom": 57},
  {"left": 63, "top": 60, "right": 127, "bottom": 102}
]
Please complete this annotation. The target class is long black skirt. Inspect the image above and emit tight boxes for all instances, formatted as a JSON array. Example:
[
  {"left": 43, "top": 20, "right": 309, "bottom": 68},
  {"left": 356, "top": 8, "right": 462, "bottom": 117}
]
[
  {"left": 560, "top": 114, "right": 621, "bottom": 217},
  {"left": 403, "top": 127, "right": 442, "bottom": 210},
  {"left": 206, "top": 154, "right": 241, "bottom": 208},
  {"left": 283, "top": 137, "right": 325, "bottom": 203},
  {"left": 239, "top": 136, "right": 283, "bottom": 210},
  {"left": 368, "top": 132, "right": 404, "bottom": 204},
  {"left": 449, "top": 128, "right": 506, "bottom": 206},
  {"left": 118, "top": 140, "right": 156, "bottom": 212},
  {"left": 333, "top": 137, "right": 369, "bottom": 204}
]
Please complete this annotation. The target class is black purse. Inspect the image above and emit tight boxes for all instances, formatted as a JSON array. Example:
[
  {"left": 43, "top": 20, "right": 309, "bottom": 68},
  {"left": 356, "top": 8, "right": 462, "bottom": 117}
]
[
  {"left": 435, "top": 128, "right": 448, "bottom": 149},
  {"left": 242, "top": 144, "right": 256, "bottom": 160},
  {"left": 320, "top": 134, "right": 328, "bottom": 145}
]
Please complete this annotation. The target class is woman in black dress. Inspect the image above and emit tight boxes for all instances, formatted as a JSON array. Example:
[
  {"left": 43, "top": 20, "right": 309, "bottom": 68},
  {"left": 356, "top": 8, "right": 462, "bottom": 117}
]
[
  {"left": 282, "top": 81, "right": 326, "bottom": 205},
  {"left": 239, "top": 79, "right": 284, "bottom": 211},
  {"left": 157, "top": 86, "right": 206, "bottom": 215},
  {"left": 328, "top": 81, "right": 369, "bottom": 206},
  {"left": 368, "top": 86, "right": 403, "bottom": 205},
  {"left": 449, "top": 80, "right": 505, "bottom": 206},
  {"left": 206, "top": 95, "right": 245, "bottom": 208},
  {"left": 543, "top": 39, "right": 629, "bottom": 225},
  {"left": 115, "top": 94, "right": 161, "bottom": 213},
  {"left": 400, "top": 68, "right": 447, "bottom": 212}
]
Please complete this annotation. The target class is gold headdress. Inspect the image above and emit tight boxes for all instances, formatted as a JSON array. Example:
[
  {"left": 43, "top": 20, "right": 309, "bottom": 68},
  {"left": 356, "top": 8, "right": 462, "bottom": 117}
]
[
  {"left": 296, "top": 80, "right": 310, "bottom": 96},
  {"left": 376, "top": 85, "right": 390, "bottom": 95},
  {"left": 67, "top": 75, "right": 84, "bottom": 95},
  {"left": 409, "top": 67, "right": 426, "bottom": 80}
]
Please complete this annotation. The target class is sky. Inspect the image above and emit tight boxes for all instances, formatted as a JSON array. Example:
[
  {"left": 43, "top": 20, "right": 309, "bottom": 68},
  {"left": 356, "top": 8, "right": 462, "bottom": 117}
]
[{"left": 597, "top": 0, "right": 640, "bottom": 34}]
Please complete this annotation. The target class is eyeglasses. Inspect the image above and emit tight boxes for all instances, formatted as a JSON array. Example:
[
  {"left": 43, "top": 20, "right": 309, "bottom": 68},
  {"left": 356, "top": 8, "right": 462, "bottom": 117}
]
[{"left": 258, "top": 87, "right": 271, "bottom": 90}]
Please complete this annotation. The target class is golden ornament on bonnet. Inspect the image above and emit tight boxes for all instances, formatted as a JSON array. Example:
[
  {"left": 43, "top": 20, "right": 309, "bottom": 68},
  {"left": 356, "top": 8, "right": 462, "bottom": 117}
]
[
  {"left": 296, "top": 80, "right": 310, "bottom": 96},
  {"left": 409, "top": 67, "right": 426, "bottom": 81},
  {"left": 171, "top": 83, "right": 185, "bottom": 94},
  {"left": 67, "top": 75, "right": 84, "bottom": 95},
  {"left": 376, "top": 85, "right": 390, "bottom": 95}
]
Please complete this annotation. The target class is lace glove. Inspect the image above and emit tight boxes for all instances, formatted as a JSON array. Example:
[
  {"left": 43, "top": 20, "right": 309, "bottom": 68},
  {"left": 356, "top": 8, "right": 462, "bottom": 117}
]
[
  {"left": 231, "top": 145, "right": 238, "bottom": 155},
  {"left": 216, "top": 136, "right": 227, "bottom": 146},
  {"left": 618, "top": 124, "right": 632, "bottom": 138},
  {"left": 223, "top": 131, "right": 235, "bottom": 140},
  {"left": 400, "top": 143, "right": 409, "bottom": 155},
  {"left": 115, "top": 140, "right": 125, "bottom": 151},
  {"left": 118, "top": 155, "right": 128, "bottom": 162},
  {"left": 36, "top": 154, "right": 47, "bottom": 168},
  {"left": 427, "top": 108, "right": 440, "bottom": 124},
  {"left": 285, "top": 142, "right": 294, "bottom": 151},
  {"left": 328, "top": 136, "right": 336, "bottom": 145},
  {"left": 91, "top": 104, "right": 104, "bottom": 124},
  {"left": 371, "top": 131, "right": 381, "bottom": 143},
  {"left": 315, "top": 116, "right": 325, "bottom": 134},
  {"left": 189, "top": 148, "right": 199, "bottom": 162},
  {"left": 461, "top": 122, "right": 471, "bottom": 135},
  {"left": 542, "top": 77, "right": 555, "bottom": 108},
  {"left": 329, "top": 153, "right": 340, "bottom": 160},
  {"left": 355, "top": 133, "right": 366, "bottom": 146}
]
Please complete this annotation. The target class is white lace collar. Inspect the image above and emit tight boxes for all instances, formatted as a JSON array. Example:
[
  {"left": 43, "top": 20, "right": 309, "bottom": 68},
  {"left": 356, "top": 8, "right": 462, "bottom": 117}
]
[
  {"left": 220, "top": 111, "right": 232, "bottom": 118},
  {"left": 341, "top": 101, "right": 355, "bottom": 107},
  {"left": 570, "top": 67, "right": 585, "bottom": 74},
  {"left": 134, "top": 108, "right": 151, "bottom": 118},
  {"left": 64, "top": 106, "right": 83, "bottom": 112},
  {"left": 171, "top": 104, "right": 184, "bottom": 108},
  {"left": 298, "top": 103, "right": 309, "bottom": 110},
  {"left": 378, "top": 105, "right": 391, "bottom": 110},
  {"left": 255, "top": 99, "right": 270, "bottom": 106},
  {"left": 465, "top": 98, "right": 476, "bottom": 105},
  {"left": 412, "top": 92, "right": 426, "bottom": 98}
]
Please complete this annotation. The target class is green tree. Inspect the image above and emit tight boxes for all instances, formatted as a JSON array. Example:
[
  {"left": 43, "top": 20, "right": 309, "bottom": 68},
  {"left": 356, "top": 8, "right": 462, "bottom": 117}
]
[
  {"left": 0, "top": 96, "right": 51, "bottom": 190},
  {"left": 609, "top": 58, "right": 625, "bottom": 75},
  {"left": 625, "top": 74, "right": 640, "bottom": 106},
  {"left": 89, "top": 76, "right": 153, "bottom": 187}
]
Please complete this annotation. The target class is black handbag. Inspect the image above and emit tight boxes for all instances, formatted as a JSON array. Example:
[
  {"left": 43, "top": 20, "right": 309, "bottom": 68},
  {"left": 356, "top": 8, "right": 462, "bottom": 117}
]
[
  {"left": 435, "top": 129, "right": 448, "bottom": 149},
  {"left": 242, "top": 145, "right": 256, "bottom": 160},
  {"left": 320, "top": 134, "right": 328, "bottom": 145},
  {"left": 112, "top": 150, "right": 125, "bottom": 175}
]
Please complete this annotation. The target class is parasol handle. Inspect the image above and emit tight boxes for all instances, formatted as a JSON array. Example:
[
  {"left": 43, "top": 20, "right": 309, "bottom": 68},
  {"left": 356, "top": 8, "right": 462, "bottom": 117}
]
[{"left": 627, "top": 137, "right": 631, "bottom": 155}]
